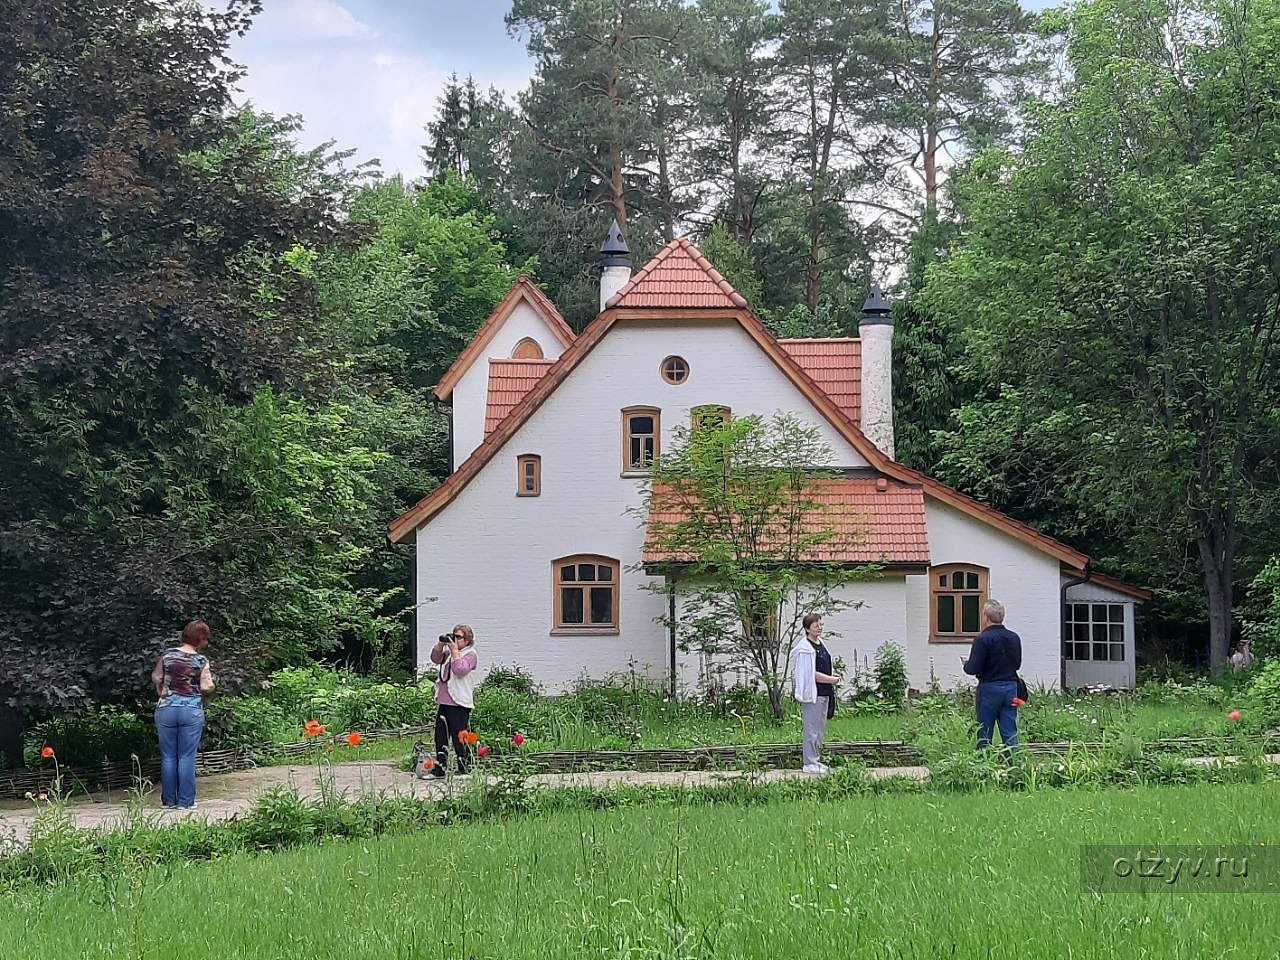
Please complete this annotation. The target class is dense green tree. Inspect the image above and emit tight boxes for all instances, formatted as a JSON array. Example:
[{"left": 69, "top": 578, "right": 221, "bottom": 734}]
[
  {"left": 924, "top": 0, "right": 1280, "bottom": 673},
  {"left": 688, "top": 0, "right": 777, "bottom": 243},
  {"left": 422, "top": 74, "right": 517, "bottom": 187},
  {"left": 877, "top": 0, "right": 1044, "bottom": 217},
  {"left": 774, "top": 0, "right": 890, "bottom": 309},
  {"left": 0, "top": 0, "right": 354, "bottom": 764}
]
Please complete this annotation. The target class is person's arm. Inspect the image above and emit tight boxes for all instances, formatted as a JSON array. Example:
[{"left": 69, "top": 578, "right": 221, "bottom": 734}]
[
  {"left": 815, "top": 669, "right": 841, "bottom": 684},
  {"left": 962, "top": 635, "right": 987, "bottom": 677},
  {"left": 429, "top": 640, "right": 448, "bottom": 665},
  {"left": 450, "top": 650, "right": 477, "bottom": 677},
  {"left": 151, "top": 656, "right": 165, "bottom": 697}
]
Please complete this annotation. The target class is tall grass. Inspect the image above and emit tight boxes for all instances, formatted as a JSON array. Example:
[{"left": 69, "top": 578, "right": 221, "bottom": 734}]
[{"left": 2, "top": 782, "right": 1275, "bottom": 958}]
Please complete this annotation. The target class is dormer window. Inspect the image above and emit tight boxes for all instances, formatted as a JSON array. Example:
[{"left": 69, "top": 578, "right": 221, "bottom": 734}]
[
  {"left": 512, "top": 338, "right": 543, "bottom": 359},
  {"left": 622, "top": 406, "right": 660, "bottom": 473},
  {"left": 517, "top": 454, "right": 541, "bottom": 496}
]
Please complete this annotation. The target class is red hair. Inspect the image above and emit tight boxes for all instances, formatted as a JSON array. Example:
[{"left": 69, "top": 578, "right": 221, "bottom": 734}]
[{"left": 181, "top": 620, "right": 210, "bottom": 649}]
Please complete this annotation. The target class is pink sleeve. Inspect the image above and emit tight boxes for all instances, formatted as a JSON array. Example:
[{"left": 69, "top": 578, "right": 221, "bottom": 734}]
[
  {"left": 429, "top": 645, "right": 446, "bottom": 665},
  {"left": 451, "top": 651, "right": 478, "bottom": 677}
]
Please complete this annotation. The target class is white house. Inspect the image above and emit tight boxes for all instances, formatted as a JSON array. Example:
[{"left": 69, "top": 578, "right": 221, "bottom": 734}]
[{"left": 389, "top": 226, "right": 1150, "bottom": 694}]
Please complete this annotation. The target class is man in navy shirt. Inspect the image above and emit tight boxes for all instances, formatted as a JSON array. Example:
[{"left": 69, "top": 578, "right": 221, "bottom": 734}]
[{"left": 962, "top": 598, "right": 1021, "bottom": 755}]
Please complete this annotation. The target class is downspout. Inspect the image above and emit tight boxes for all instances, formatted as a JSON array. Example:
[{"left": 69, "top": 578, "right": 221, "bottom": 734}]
[
  {"left": 668, "top": 570, "right": 679, "bottom": 700},
  {"left": 1060, "top": 561, "right": 1092, "bottom": 692}
]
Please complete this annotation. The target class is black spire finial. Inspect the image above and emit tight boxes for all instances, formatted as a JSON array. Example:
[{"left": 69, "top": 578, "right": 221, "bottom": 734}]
[
  {"left": 599, "top": 219, "right": 632, "bottom": 268},
  {"left": 861, "top": 282, "right": 892, "bottom": 324}
]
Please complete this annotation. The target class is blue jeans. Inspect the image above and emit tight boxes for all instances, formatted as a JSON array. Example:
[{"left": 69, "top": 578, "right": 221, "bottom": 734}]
[
  {"left": 976, "top": 680, "right": 1018, "bottom": 755},
  {"left": 155, "top": 704, "right": 204, "bottom": 807}
]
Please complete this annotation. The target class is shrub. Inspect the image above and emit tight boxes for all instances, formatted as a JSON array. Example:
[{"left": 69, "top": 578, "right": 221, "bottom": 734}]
[
  {"left": 28, "top": 705, "right": 155, "bottom": 766},
  {"left": 472, "top": 685, "right": 546, "bottom": 740},
  {"left": 1245, "top": 659, "right": 1280, "bottom": 727},
  {"left": 203, "top": 696, "right": 295, "bottom": 750},
  {"left": 873, "top": 641, "right": 908, "bottom": 707},
  {"left": 479, "top": 664, "right": 540, "bottom": 697}
]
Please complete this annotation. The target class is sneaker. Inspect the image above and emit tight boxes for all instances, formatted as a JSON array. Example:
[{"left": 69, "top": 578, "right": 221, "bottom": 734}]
[
  {"left": 801, "top": 763, "right": 824, "bottom": 774},
  {"left": 429, "top": 765, "right": 446, "bottom": 779},
  {"left": 180, "top": 802, "right": 197, "bottom": 810},
  {"left": 815, "top": 762, "right": 830, "bottom": 773}
]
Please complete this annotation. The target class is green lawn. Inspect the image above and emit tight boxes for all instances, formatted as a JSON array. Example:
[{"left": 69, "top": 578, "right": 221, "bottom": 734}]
[{"left": 5, "top": 782, "right": 1276, "bottom": 959}]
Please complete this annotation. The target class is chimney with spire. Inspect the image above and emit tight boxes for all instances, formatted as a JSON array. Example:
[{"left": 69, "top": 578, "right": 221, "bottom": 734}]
[
  {"left": 858, "top": 283, "right": 895, "bottom": 459},
  {"left": 598, "top": 219, "right": 632, "bottom": 311}
]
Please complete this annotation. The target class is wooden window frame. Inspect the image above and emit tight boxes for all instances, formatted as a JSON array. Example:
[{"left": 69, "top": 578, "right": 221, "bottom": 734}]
[
  {"left": 621, "top": 405, "right": 660, "bottom": 474},
  {"left": 929, "top": 563, "right": 989, "bottom": 643},
  {"left": 516, "top": 453, "right": 541, "bottom": 497},
  {"left": 1063, "top": 602, "right": 1126, "bottom": 662},
  {"left": 511, "top": 337, "right": 543, "bottom": 359},
  {"left": 660, "top": 355, "right": 689, "bottom": 385},
  {"left": 691, "top": 404, "right": 731, "bottom": 431},
  {"left": 552, "top": 555, "right": 620, "bottom": 634}
]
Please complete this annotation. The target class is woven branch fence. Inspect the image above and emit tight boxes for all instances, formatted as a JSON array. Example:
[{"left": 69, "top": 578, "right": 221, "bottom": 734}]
[{"left": 4, "top": 730, "right": 1275, "bottom": 800}]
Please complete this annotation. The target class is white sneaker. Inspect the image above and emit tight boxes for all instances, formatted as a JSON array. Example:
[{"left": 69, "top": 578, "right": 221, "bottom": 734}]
[
  {"left": 801, "top": 763, "right": 824, "bottom": 774},
  {"left": 815, "top": 762, "right": 830, "bottom": 773}
]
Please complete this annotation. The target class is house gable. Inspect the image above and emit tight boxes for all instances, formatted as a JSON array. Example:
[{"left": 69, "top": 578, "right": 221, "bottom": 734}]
[{"left": 390, "top": 238, "right": 1093, "bottom": 574}]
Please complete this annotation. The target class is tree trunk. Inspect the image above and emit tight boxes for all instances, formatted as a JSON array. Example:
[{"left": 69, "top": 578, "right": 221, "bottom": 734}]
[
  {"left": 0, "top": 702, "right": 25, "bottom": 770},
  {"left": 924, "top": 7, "right": 941, "bottom": 213},
  {"left": 1197, "top": 530, "right": 1235, "bottom": 676},
  {"left": 766, "top": 679, "right": 784, "bottom": 720}
]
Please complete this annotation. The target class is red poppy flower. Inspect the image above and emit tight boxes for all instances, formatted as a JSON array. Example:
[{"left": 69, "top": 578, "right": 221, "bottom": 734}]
[
  {"left": 512, "top": 733, "right": 525, "bottom": 747},
  {"left": 304, "top": 720, "right": 326, "bottom": 738},
  {"left": 477, "top": 745, "right": 489, "bottom": 758},
  {"left": 40, "top": 745, "right": 55, "bottom": 759},
  {"left": 345, "top": 732, "right": 362, "bottom": 746},
  {"left": 422, "top": 758, "right": 434, "bottom": 770},
  {"left": 1228, "top": 710, "right": 1241, "bottom": 722}
]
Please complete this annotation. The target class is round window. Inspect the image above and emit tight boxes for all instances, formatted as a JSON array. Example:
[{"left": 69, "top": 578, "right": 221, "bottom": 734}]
[{"left": 660, "top": 355, "right": 689, "bottom": 384}]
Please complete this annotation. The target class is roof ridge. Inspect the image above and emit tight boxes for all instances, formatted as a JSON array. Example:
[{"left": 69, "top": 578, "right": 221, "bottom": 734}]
[
  {"left": 778, "top": 337, "right": 861, "bottom": 344},
  {"left": 605, "top": 238, "right": 683, "bottom": 307},
  {"left": 606, "top": 237, "right": 747, "bottom": 309}
]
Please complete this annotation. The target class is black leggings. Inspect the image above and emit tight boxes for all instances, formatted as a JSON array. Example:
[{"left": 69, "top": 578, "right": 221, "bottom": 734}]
[{"left": 434, "top": 703, "right": 472, "bottom": 773}]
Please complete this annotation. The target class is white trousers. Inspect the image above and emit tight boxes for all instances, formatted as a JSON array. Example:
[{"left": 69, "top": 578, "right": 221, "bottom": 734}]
[{"left": 802, "top": 697, "right": 828, "bottom": 766}]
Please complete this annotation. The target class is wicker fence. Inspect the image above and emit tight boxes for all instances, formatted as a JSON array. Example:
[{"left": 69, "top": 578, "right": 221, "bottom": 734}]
[{"left": 4, "top": 729, "right": 1275, "bottom": 801}]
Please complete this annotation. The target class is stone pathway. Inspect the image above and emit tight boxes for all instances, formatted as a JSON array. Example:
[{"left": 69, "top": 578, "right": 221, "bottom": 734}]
[{"left": 0, "top": 759, "right": 930, "bottom": 849}]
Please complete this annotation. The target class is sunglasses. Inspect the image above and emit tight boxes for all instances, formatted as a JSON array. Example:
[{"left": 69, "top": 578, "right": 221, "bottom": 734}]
[{"left": 451, "top": 633, "right": 467, "bottom": 640}]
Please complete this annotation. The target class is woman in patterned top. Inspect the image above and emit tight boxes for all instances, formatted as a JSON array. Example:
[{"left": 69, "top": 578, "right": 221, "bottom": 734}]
[{"left": 151, "top": 620, "right": 215, "bottom": 808}]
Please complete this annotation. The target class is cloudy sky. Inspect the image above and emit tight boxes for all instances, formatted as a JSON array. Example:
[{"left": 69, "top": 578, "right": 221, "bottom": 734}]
[
  {"left": 220, "top": 0, "right": 533, "bottom": 179},
  {"left": 220, "top": 0, "right": 1056, "bottom": 182}
]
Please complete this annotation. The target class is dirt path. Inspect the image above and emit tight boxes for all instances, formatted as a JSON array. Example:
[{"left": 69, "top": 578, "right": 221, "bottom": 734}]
[{"left": 0, "top": 759, "right": 930, "bottom": 849}]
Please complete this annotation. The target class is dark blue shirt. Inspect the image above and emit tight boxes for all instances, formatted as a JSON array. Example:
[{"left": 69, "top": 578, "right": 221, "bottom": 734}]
[
  {"left": 963, "top": 625, "right": 1022, "bottom": 683},
  {"left": 814, "top": 642, "right": 834, "bottom": 698}
]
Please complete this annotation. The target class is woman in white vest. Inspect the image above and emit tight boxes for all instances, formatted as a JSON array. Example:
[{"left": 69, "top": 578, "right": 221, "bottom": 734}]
[{"left": 428, "top": 623, "right": 478, "bottom": 776}]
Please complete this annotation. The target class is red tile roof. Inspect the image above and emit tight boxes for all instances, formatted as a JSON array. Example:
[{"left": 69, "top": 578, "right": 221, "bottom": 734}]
[
  {"left": 643, "top": 476, "right": 929, "bottom": 565},
  {"left": 779, "top": 338, "right": 861, "bottom": 426},
  {"left": 607, "top": 237, "right": 749, "bottom": 309},
  {"left": 485, "top": 359, "right": 554, "bottom": 435}
]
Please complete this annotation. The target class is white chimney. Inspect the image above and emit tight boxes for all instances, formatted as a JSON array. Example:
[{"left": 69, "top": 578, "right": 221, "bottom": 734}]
[
  {"left": 858, "top": 284, "right": 895, "bottom": 459},
  {"left": 599, "top": 218, "right": 632, "bottom": 311}
]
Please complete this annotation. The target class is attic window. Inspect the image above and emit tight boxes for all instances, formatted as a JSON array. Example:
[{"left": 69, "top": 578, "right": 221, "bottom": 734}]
[
  {"left": 660, "top": 356, "right": 688, "bottom": 384},
  {"left": 517, "top": 454, "right": 541, "bottom": 496},
  {"left": 512, "top": 338, "right": 543, "bottom": 359}
]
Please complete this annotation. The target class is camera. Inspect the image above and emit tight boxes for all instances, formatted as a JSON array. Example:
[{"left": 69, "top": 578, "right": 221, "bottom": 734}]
[{"left": 438, "top": 633, "right": 452, "bottom": 644}]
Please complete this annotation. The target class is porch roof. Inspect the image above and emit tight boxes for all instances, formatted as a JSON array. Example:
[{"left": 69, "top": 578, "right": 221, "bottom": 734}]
[{"left": 642, "top": 475, "right": 930, "bottom": 567}]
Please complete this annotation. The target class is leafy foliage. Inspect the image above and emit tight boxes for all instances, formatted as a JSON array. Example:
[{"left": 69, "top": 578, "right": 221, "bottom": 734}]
[{"left": 636, "top": 413, "right": 879, "bottom": 717}]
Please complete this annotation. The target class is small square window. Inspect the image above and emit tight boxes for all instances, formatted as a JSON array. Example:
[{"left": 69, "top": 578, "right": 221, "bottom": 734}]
[
  {"left": 1109, "top": 605, "right": 1124, "bottom": 623},
  {"left": 1109, "top": 643, "right": 1125, "bottom": 662},
  {"left": 965, "top": 572, "right": 979, "bottom": 590},
  {"left": 577, "top": 563, "right": 597, "bottom": 582}
]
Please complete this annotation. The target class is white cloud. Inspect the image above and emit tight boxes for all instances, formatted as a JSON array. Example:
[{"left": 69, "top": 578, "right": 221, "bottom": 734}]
[{"left": 281, "top": 0, "right": 372, "bottom": 39}]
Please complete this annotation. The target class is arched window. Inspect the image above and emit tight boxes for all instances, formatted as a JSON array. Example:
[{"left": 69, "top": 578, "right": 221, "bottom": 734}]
[
  {"left": 553, "top": 555, "right": 620, "bottom": 631},
  {"left": 691, "top": 404, "right": 730, "bottom": 431},
  {"left": 512, "top": 337, "right": 543, "bottom": 359},
  {"left": 930, "top": 564, "right": 989, "bottom": 642},
  {"left": 516, "top": 454, "right": 541, "bottom": 496}
]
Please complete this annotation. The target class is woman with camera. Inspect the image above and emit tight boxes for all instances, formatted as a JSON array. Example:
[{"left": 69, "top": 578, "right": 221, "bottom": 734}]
[{"left": 428, "top": 624, "right": 478, "bottom": 777}]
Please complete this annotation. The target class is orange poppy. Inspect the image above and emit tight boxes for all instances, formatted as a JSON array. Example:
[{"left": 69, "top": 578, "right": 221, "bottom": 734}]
[
  {"left": 303, "top": 720, "right": 326, "bottom": 738},
  {"left": 422, "top": 758, "right": 434, "bottom": 770},
  {"left": 40, "top": 745, "right": 54, "bottom": 759},
  {"left": 345, "top": 732, "right": 362, "bottom": 746}
]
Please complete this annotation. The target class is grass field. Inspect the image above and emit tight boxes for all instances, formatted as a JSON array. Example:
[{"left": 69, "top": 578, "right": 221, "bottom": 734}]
[{"left": 4, "top": 782, "right": 1276, "bottom": 959}]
